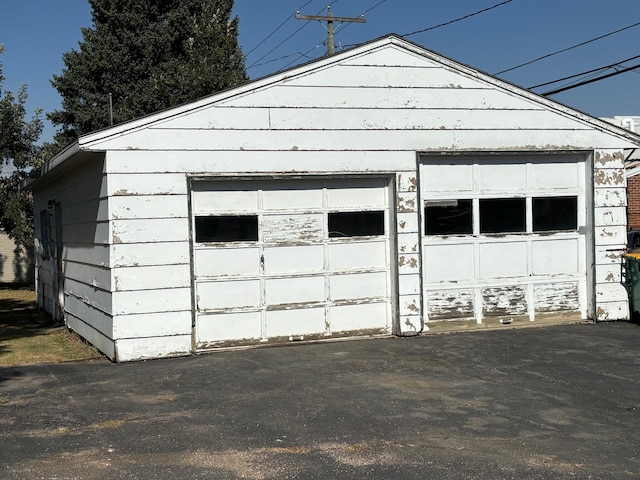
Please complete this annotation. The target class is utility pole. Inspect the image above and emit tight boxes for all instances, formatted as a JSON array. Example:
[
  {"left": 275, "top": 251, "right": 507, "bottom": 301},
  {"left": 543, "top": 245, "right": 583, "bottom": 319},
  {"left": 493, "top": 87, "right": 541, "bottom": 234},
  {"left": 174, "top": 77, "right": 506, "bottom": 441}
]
[{"left": 295, "top": 5, "right": 366, "bottom": 56}]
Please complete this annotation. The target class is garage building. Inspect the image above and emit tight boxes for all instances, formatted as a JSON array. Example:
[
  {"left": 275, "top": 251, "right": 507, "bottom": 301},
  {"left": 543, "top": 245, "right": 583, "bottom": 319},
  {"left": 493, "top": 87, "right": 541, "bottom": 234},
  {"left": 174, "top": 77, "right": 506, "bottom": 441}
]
[{"left": 25, "top": 35, "right": 640, "bottom": 361}]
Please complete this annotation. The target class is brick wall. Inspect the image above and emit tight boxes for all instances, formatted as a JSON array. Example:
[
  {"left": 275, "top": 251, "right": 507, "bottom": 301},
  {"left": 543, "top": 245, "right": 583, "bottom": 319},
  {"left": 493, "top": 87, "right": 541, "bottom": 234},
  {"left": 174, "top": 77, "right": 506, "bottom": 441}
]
[{"left": 628, "top": 174, "right": 640, "bottom": 230}]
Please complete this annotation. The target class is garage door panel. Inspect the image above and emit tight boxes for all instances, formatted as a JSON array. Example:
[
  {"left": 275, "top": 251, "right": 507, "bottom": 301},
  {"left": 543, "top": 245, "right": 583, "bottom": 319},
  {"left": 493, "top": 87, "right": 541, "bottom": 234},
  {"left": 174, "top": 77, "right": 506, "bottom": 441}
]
[
  {"left": 427, "top": 288, "right": 475, "bottom": 320},
  {"left": 197, "top": 311, "right": 262, "bottom": 343},
  {"left": 263, "top": 245, "right": 324, "bottom": 274},
  {"left": 266, "top": 308, "right": 326, "bottom": 337},
  {"left": 195, "top": 248, "right": 260, "bottom": 276},
  {"left": 330, "top": 271, "right": 388, "bottom": 300},
  {"left": 328, "top": 241, "right": 387, "bottom": 270},
  {"left": 531, "top": 161, "right": 581, "bottom": 189},
  {"left": 329, "top": 302, "right": 389, "bottom": 332},
  {"left": 265, "top": 276, "right": 325, "bottom": 305},
  {"left": 478, "top": 162, "right": 527, "bottom": 191},
  {"left": 326, "top": 178, "right": 388, "bottom": 208},
  {"left": 479, "top": 242, "right": 528, "bottom": 279},
  {"left": 424, "top": 243, "right": 474, "bottom": 282},
  {"left": 421, "top": 161, "right": 474, "bottom": 193},
  {"left": 262, "top": 214, "right": 323, "bottom": 243},
  {"left": 534, "top": 282, "right": 580, "bottom": 313},
  {"left": 531, "top": 239, "right": 579, "bottom": 275},
  {"left": 482, "top": 285, "right": 527, "bottom": 316},
  {"left": 197, "top": 280, "right": 261, "bottom": 309},
  {"left": 192, "top": 185, "right": 258, "bottom": 212},
  {"left": 262, "top": 182, "right": 323, "bottom": 210}
]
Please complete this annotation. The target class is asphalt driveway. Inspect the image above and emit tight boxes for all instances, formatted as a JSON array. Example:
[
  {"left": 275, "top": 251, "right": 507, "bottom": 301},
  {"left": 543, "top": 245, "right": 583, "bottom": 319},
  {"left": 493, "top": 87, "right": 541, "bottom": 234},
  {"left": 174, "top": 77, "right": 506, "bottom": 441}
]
[{"left": 2, "top": 322, "right": 640, "bottom": 479}]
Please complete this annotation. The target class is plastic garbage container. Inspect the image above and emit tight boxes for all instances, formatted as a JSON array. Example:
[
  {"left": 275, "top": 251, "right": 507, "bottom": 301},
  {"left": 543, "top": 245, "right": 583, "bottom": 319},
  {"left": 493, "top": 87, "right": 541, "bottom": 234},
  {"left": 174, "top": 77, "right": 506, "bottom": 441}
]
[{"left": 625, "top": 253, "right": 640, "bottom": 317}]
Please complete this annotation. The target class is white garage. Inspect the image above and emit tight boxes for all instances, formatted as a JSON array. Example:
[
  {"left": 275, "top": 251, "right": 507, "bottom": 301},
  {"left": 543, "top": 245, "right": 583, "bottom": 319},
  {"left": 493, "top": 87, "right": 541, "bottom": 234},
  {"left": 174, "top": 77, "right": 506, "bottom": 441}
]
[
  {"left": 421, "top": 154, "right": 588, "bottom": 328},
  {"left": 24, "top": 35, "right": 640, "bottom": 361},
  {"left": 191, "top": 177, "right": 394, "bottom": 348}
]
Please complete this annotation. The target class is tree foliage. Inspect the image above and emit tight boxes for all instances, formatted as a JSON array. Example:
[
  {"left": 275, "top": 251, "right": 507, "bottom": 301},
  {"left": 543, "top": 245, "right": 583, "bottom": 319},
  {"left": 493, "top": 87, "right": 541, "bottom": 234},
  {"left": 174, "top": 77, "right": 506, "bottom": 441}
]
[
  {"left": 49, "top": 0, "right": 247, "bottom": 146},
  {"left": 0, "top": 45, "right": 44, "bottom": 250}
]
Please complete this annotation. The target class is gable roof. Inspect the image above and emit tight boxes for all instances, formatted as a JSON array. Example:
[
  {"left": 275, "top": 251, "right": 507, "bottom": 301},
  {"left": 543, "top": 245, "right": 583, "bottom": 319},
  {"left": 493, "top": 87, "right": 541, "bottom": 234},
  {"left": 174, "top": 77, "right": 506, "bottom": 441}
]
[{"left": 25, "top": 34, "right": 640, "bottom": 188}]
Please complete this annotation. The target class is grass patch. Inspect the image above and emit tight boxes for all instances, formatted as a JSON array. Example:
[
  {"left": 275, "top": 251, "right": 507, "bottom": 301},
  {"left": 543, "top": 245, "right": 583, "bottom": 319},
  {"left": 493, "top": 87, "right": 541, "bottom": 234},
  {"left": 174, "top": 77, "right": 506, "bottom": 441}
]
[{"left": 0, "top": 287, "right": 101, "bottom": 367}]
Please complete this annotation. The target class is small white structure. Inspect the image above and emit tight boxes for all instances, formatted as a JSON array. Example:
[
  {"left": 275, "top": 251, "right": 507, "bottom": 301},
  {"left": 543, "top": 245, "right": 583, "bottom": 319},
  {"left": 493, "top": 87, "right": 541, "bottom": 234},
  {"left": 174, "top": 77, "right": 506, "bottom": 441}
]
[
  {"left": 25, "top": 35, "right": 640, "bottom": 361},
  {"left": 0, "top": 230, "right": 33, "bottom": 284}
]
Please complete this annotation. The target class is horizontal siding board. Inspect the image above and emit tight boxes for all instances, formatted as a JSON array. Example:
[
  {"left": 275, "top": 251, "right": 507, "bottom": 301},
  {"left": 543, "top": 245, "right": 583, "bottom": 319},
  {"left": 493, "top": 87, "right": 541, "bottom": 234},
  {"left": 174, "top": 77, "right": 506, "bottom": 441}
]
[
  {"left": 105, "top": 150, "right": 417, "bottom": 174},
  {"left": 115, "top": 335, "right": 191, "bottom": 362},
  {"left": 107, "top": 173, "right": 188, "bottom": 195},
  {"left": 62, "top": 222, "right": 110, "bottom": 245},
  {"left": 113, "top": 287, "right": 192, "bottom": 315},
  {"left": 594, "top": 207, "right": 626, "bottom": 227},
  {"left": 65, "top": 312, "right": 115, "bottom": 360},
  {"left": 62, "top": 199, "right": 108, "bottom": 225},
  {"left": 65, "top": 277, "right": 112, "bottom": 314},
  {"left": 64, "top": 243, "right": 110, "bottom": 267},
  {"left": 63, "top": 261, "right": 111, "bottom": 290},
  {"left": 340, "top": 46, "right": 442, "bottom": 67},
  {"left": 110, "top": 195, "right": 188, "bottom": 220},
  {"left": 65, "top": 294, "right": 113, "bottom": 337},
  {"left": 220, "top": 85, "right": 545, "bottom": 110},
  {"left": 114, "top": 311, "right": 192, "bottom": 338},
  {"left": 112, "top": 218, "right": 189, "bottom": 243},
  {"left": 114, "top": 264, "right": 191, "bottom": 291},
  {"left": 153, "top": 107, "right": 270, "bottom": 130},
  {"left": 111, "top": 241, "right": 190, "bottom": 267},
  {"left": 266, "top": 108, "right": 587, "bottom": 131},
  {"left": 286, "top": 64, "right": 481, "bottom": 88},
  {"left": 89, "top": 129, "right": 619, "bottom": 153}
]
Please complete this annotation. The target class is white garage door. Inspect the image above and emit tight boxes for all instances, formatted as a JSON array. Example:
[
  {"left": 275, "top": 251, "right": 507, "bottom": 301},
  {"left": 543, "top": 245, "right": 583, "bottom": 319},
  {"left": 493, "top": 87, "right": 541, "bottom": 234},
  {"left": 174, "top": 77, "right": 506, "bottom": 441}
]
[
  {"left": 420, "top": 155, "right": 588, "bottom": 325},
  {"left": 191, "top": 177, "right": 392, "bottom": 349}
]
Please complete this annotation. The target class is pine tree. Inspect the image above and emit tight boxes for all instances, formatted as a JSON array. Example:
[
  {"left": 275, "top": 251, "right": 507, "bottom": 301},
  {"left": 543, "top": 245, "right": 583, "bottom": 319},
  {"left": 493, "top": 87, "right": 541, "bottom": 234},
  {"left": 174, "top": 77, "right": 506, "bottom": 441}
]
[{"left": 49, "top": 0, "right": 247, "bottom": 146}]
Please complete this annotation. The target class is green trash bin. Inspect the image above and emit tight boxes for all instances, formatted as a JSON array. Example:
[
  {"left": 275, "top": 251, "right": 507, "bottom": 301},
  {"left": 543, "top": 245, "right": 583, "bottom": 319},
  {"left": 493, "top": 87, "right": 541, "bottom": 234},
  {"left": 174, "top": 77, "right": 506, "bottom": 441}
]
[{"left": 625, "top": 254, "right": 640, "bottom": 317}]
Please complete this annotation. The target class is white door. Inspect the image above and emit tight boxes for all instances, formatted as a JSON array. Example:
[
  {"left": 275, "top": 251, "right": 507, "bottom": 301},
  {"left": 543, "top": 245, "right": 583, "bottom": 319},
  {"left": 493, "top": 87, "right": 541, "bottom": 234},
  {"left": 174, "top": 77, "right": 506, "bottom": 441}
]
[
  {"left": 420, "top": 155, "right": 587, "bottom": 325},
  {"left": 191, "top": 177, "right": 393, "bottom": 349}
]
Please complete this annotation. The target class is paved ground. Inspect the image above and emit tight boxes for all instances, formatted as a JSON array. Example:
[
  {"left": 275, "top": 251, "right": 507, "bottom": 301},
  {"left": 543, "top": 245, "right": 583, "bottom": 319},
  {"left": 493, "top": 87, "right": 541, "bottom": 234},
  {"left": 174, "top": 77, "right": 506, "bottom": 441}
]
[{"left": 1, "top": 322, "right": 640, "bottom": 479}]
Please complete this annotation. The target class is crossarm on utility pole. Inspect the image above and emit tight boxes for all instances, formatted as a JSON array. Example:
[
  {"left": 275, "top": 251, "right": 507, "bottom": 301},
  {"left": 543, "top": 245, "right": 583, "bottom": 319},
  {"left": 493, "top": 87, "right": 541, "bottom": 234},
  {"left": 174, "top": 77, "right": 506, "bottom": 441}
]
[{"left": 295, "top": 6, "right": 366, "bottom": 56}]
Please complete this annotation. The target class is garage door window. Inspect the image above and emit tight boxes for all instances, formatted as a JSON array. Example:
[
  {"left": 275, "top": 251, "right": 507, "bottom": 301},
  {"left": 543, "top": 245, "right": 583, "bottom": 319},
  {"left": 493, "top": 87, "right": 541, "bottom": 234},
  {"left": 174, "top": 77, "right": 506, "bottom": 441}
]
[
  {"left": 480, "top": 198, "right": 526, "bottom": 234},
  {"left": 533, "top": 196, "right": 577, "bottom": 232},
  {"left": 195, "top": 215, "right": 258, "bottom": 242},
  {"left": 328, "top": 211, "right": 385, "bottom": 238},
  {"left": 425, "top": 200, "right": 472, "bottom": 235}
]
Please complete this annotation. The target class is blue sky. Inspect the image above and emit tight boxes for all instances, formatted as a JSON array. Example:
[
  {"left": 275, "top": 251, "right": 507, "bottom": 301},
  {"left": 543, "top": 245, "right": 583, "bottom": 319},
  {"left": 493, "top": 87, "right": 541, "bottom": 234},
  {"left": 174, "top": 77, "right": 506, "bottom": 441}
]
[{"left": 1, "top": 0, "right": 639, "bottom": 143}]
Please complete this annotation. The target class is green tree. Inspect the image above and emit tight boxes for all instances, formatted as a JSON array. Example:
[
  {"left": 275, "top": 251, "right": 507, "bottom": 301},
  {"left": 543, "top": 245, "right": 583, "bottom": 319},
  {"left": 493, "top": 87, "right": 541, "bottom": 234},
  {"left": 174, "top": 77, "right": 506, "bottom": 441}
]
[
  {"left": 0, "top": 45, "right": 44, "bottom": 250},
  {"left": 49, "top": 0, "right": 247, "bottom": 146}
]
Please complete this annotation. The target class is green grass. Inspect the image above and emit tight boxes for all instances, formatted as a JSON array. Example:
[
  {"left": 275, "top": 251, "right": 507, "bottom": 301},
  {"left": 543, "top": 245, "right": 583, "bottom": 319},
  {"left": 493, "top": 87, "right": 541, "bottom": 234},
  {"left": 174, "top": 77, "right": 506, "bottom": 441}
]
[{"left": 0, "top": 287, "right": 101, "bottom": 366}]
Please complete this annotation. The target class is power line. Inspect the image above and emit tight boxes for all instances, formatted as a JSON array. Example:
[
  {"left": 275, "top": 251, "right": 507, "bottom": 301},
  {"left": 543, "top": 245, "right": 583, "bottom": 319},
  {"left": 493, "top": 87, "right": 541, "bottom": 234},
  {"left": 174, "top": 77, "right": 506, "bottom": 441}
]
[
  {"left": 245, "top": 0, "right": 315, "bottom": 59},
  {"left": 495, "top": 20, "right": 640, "bottom": 75},
  {"left": 528, "top": 53, "right": 640, "bottom": 90},
  {"left": 542, "top": 62, "right": 640, "bottom": 96},
  {"left": 402, "top": 0, "right": 513, "bottom": 37},
  {"left": 248, "top": 0, "right": 341, "bottom": 70}
]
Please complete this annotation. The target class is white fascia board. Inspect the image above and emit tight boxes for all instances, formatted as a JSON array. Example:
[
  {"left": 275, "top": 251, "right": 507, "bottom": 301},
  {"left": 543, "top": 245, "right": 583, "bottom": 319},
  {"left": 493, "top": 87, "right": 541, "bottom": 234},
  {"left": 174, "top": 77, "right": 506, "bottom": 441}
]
[{"left": 21, "top": 141, "right": 80, "bottom": 191}]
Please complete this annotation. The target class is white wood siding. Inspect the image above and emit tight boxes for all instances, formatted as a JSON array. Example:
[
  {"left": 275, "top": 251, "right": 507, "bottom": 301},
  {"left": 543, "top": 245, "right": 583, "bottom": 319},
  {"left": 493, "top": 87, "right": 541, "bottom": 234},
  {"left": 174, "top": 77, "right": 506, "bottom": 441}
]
[{"left": 33, "top": 156, "right": 113, "bottom": 353}]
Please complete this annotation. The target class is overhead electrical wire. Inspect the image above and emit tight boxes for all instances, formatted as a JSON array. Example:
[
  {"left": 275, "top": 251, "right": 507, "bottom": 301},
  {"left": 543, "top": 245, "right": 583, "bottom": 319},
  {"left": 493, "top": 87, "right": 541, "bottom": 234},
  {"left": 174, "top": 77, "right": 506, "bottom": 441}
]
[
  {"left": 247, "top": 0, "right": 341, "bottom": 71},
  {"left": 244, "top": 0, "right": 315, "bottom": 59},
  {"left": 542, "top": 62, "right": 640, "bottom": 96},
  {"left": 528, "top": 53, "right": 640, "bottom": 90},
  {"left": 495, "top": 20, "right": 640, "bottom": 75},
  {"left": 402, "top": 0, "right": 513, "bottom": 37}
]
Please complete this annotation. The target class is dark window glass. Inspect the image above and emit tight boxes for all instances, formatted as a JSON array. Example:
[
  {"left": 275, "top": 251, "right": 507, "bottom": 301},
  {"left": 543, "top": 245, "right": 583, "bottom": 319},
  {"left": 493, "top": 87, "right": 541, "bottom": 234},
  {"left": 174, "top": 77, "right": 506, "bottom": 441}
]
[
  {"left": 533, "top": 196, "right": 577, "bottom": 232},
  {"left": 425, "top": 199, "right": 473, "bottom": 235},
  {"left": 195, "top": 215, "right": 258, "bottom": 242},
  {"left": 328, "top": 211, "right": 384, "bottom": 238},
  {"left": 479, "top": 198, "right": 526, "bottom": 233}
]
